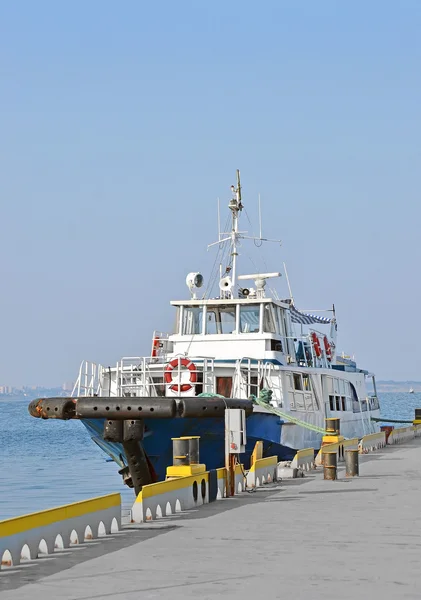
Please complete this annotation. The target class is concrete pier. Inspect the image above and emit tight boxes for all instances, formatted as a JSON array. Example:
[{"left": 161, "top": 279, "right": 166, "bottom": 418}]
[{"left": 2, "top": 439, "right": 421, "bottom": 599}]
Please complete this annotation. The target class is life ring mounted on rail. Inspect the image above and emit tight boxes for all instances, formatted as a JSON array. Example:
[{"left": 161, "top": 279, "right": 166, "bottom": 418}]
[
  {"left": 323, "top": 336, "right": 332, "bottom": 362},
  {"left": 311, "top": 332, "right": 322, "bottom": 358},
  {"left": 164, "top": 358, "right": 197, "bottom": 393}
]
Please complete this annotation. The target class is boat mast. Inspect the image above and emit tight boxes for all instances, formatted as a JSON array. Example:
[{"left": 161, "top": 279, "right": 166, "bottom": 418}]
[
  {"left": 207, "top": 169, "right": 281, "bottom": 299},
  {"left": 229, "top": 169, "right": 242, "bottom": 299}
]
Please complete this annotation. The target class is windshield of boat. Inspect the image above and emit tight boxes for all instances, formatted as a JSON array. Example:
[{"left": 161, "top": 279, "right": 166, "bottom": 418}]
[{"left": 206, "top": 306, "right": 236, "bottom": 334}]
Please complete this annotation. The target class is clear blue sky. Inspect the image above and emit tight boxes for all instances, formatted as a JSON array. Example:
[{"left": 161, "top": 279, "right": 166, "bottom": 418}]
[{"left": 1, "top": 1, "right": 420, "bottom": 386}]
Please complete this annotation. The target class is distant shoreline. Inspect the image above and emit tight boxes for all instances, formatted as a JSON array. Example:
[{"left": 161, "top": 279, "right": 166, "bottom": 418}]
[
  {"left": 376, "top": 389, "right": 419, "bottom": 393},
  {"left": 373, "top": 381, "right": 421, "bottom": 393}
]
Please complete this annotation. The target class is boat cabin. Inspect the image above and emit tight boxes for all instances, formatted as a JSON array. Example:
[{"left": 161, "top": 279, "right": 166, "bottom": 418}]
[{"left": 167, "top": 298, "right": 296, "bottom": 365}]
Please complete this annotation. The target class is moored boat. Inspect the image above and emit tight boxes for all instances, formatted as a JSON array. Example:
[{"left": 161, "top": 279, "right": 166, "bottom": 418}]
[{"left": 71, "top": 170, "right": 381, "bottom": 486}]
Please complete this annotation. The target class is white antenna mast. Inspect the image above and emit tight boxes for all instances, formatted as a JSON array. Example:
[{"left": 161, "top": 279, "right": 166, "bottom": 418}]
[
  {"left": 283, "top": 262, "right": 295, "bottom": 304},
  {"left": 207, "top": 169, "right": 282, "bottom": 300},
  {"left": 229, "top": 169, "right": 242, "bottom": 297},
  {"left": 217, "top": 197, "right": 221, "bottom": 242}
]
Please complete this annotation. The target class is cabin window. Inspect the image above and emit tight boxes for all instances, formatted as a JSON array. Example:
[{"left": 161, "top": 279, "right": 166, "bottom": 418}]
[
  {"left": 329, "top": 395, "right": 335, "bottom": 411},
  {"left": 173, "top": 308, "right": 181, "bottom": 334},
  {"left": 239, "top": 305, "right": 260, "bottom": 333},
  {"left": 350, "top": 382, "right": 360, "bottom": 412},
  {"left": 293, "top": 373, "right": 302, "bottom": 391},
  {"left": 263, "top": 304, "right": 276, "bottom": 333},
  {"left": 303, "top": 374, "right": 311, "bottom": 391},
  {"left": 277, "top": 308, "right": 286, "bottom": 336},
  {"left": 270, "top": 339, "right": 283, "bottom": 352},
  {"left": 182, "top": 307, "right": 204, "bottom": 335},
  {"left": 206, "top": 306, "right": 236, "bottom": 334}
]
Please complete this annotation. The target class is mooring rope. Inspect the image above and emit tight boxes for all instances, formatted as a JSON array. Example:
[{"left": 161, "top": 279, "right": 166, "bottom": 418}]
[{"left": 250, "top": 393, "right": 330, "bottom": 435}]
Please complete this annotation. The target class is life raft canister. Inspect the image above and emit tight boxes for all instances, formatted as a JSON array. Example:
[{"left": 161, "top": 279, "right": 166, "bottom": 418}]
[
  {"left": 164, "top": 358, "right": 197, "bottom": 392},
  {"left": 323, "top": 336, "right": 332, "bottom": 361},
  {"left": 311, "top": 332, "right": 322, "bottom": 358},
  {"left": 151, "top": 336, "right": 160, "bottom": 358}
]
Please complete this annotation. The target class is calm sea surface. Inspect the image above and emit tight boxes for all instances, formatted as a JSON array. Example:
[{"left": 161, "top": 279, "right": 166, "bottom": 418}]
[{"left": 1, "top": 392, "right": 420, "bottom": 520}]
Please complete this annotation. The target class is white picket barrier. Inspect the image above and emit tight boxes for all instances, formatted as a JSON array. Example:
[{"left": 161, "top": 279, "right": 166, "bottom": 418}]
[
  {"left": 290, "top": 448, "right": 315, "bottom": 471},
  {"left": 413, "top": 424, "right": 421, "bottom": 437},
  {"left": 0, "top": 494, "right": 121, "bottom": 568},
  {"left": 358, "top": 432, "right": 386, "bottom": 454},
  {"left": 216, "top": 467, "right": 227, "bottom": 499},
  {"left": 246, "top": 456, "right": 277, "bottom": 489},
  {"left": 132, "top": 472, "right": 210, "bottom": 523},
  {"left": 235, "top": 464, "right": 246, "bottom": 493},
  {"left": 132, "top": 464, "right": 249, "bottom": 523},
  {"left": 387, "top": 426, "right": 415, "bottom": 445}
]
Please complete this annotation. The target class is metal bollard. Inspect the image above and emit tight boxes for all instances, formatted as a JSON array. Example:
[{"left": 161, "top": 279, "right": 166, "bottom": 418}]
[
  {"left": 325, "top": 417, "right": 340, "bottom": 436},
  {"left": 172, "top": 436, "right": 200, "bottom": 466},
  {"left": 172, "top": 438, "right": 190, "bottom": 466},
  {"left": 345, "top": 449, "right": 359, "bottom": 477},
  {"left": 323, "top": 451, "right": 337, "bottom": 481},
  {"left": 186, "top": 436, "right": 200, "bottom": 464}
]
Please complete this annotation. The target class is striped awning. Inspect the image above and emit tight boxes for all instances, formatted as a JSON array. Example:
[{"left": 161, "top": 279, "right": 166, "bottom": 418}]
[{"left": 289, "top": 303, "right": 332, "bottom": 325}]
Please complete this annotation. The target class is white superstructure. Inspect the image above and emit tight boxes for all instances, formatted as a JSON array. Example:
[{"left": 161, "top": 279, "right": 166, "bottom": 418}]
[{"left": 73, "top": 170, "right": 380, "bottom": 453}]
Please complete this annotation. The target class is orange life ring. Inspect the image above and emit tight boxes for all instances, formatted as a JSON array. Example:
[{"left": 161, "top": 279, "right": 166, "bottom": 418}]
[
  {"left": 164, "top": 358, "right": 197, "bottom": 392},
  {"left": 323, "top": 336, "right": 332, "bottom": 361},
  {"left": 151, "top": 337, "right": 160, "bottom": 358},
  {"left": 311, "top": 332, "right": 322, "bottom": 358}
]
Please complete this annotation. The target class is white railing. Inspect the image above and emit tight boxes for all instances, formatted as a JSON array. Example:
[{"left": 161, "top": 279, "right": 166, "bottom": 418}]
[
  {"left": 290, "top": 329, "right": 337, "bottom": 369},
  {"left": 114, "top": 356, "right": 216, "bottom": 397},
  {"left": 150, "top": 331, "right": 171, "bottom": 363},
  {"left": 262, "top": 362, "right": 284, "bottom": 406},
  {"left": 72, "top": 361, "right": 102, "bottom": 397},
  {"left": 232, "top": 358, "right": 284, "bottom": 406}
]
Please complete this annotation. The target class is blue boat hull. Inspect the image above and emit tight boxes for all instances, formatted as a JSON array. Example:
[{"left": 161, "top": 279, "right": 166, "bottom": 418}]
[{"left": 81, "top": 413, "right": 297, "bottom": 482}]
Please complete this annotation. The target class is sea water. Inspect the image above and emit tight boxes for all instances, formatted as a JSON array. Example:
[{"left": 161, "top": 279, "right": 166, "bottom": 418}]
[
  {"left": 0, "top": 393, "right": 420, "bottom": 520},
  {"left": 0, "top": 397, "right": 134, "bottom": 520}
]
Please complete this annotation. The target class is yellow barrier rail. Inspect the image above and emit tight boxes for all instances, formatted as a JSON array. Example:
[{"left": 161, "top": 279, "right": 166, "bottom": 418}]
[
  {"left": 387, "top": 426, "right": 415, "bottom": 445},
  {"left": 358, "top": 432, "right": 386, "bottom": 453},
  {"left": 0, "top": 494, "right": 120, "bottom": 538},
  {"left": 246, "top": 455, "right": 277, "bottom": 488},
  {"left": 0, "top": 494, "right": 121, "bottom": 568},
  {"left": 291, "top": 448, "right": 315, "bottom": 471}
]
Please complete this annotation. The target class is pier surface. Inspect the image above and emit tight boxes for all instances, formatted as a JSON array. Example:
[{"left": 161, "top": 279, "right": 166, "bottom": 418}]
[{"left": 2, "top": 440, "right": 421, "bottom": 599}]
